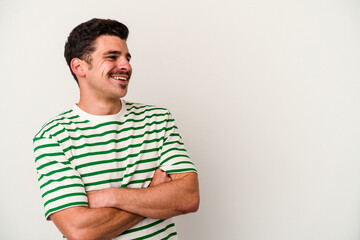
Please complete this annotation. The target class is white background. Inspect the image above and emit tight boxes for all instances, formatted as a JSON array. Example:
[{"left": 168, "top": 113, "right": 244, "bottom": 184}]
[{"left": 1, "top": 0, "right": 359, "bottom": 239}]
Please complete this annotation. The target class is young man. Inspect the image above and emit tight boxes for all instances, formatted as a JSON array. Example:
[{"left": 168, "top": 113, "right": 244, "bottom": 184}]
[{"left": 33, "top": 18, "right": 199, "bottom": 240}]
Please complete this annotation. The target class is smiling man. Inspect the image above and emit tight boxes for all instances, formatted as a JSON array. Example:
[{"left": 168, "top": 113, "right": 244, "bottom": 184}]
[{"left": 33, "top": 18, "right": 199, "bottom": 240}]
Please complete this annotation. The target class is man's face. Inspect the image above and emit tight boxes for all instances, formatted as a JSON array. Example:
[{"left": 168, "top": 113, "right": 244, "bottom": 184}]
[{"left": 82, "top": 35, "right": 132, "bottom": 101}]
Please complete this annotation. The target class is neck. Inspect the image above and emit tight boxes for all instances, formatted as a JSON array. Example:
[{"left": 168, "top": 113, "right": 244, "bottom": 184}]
[{"left": 77, "top": 94, "right": 122, "bottom": 115}]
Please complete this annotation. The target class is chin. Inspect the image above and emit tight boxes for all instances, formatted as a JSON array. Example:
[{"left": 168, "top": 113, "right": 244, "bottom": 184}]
[{"left": 117, "top": 89, "right": 128, "bottom": 98}]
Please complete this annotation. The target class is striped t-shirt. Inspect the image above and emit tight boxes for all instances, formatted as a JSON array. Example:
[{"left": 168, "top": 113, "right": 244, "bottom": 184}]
[{"left": 33, "top": 99, "right": 197, "bottom": 239}]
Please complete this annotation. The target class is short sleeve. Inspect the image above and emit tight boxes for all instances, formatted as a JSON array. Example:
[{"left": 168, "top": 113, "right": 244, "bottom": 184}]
[
  {"left": 158, "top": 112, "right": 197, "bottom": 174},
  {"left": 33, "top": 136, "right": 88, "bottom": 220}
]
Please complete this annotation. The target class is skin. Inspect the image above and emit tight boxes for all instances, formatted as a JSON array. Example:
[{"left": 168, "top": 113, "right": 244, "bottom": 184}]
[
  {"left": 87, "top": 170, "right": 199, "bottom": 219},
  {"left": 51, "top": 169, "right": 171, "bottom": 240},
  {"left": 50, "top": 170, "right": 171, "bottom": 240},
  {"left": 51, "top": 208, "right": 143, "bottom": 240},
  {"left": 72, "top": 35, "right": 132, "bottom": 115},
  {"left": 50, "top": 35, "right": 200, "bottom": 240}
]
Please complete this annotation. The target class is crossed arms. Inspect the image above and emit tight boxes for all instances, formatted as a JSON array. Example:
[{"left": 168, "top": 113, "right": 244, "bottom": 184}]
[{"left": 50, "top": 169, "right": 200, "bottom": 240}]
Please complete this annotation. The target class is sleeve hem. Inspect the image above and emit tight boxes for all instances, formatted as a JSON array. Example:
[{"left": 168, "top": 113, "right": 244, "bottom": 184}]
[{"left": 45, "top": 202, "right": 88, "bottom": 221}]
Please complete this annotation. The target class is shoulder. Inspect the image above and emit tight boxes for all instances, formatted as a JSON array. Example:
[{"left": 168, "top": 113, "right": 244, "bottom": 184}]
[
  {"left": 124, "top": 101, "right": 172, "bottom": 117},
  {"left": 33, "top": 108, "right": 80, "bottom": 140}
]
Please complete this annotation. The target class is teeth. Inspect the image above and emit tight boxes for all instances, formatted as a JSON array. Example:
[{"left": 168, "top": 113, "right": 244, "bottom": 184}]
[{"left": 112, "top": 76, "right": 128, "bottom": 81}]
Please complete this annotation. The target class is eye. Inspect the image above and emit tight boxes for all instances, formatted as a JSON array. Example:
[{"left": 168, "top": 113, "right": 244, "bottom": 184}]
[
  {"left": 127, "top": 58, "right": 131, "bottom": 63},
  {"left": 107, "top": 56, "right": 117, "bottom": 60}
]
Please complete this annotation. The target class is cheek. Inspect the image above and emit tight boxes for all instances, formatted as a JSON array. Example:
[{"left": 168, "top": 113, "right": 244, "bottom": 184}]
[{"left": 97, "top": 61, "right": 113, "bottom": 75}]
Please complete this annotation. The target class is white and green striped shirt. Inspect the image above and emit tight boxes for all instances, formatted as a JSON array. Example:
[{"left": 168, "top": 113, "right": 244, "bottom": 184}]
[{"left": 33, "top": 99, "right": 196, "bottom": 239}]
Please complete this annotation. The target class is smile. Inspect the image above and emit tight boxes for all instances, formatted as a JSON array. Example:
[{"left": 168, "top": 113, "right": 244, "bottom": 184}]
[{"left": 111, "top": 76, "right": 128, "bottom": 81}]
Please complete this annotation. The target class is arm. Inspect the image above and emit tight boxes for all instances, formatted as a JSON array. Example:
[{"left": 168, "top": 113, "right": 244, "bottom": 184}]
[
  {"left": 50, "top": 169, "right": 174, "bottom": 240},
  {"left": 33, "top": 136, "right": 141, "bottom": 240},
  {"left": 87, "top": 169, "right": 200, "bottom": 219},
  {"left": 50, "top": 207, "right": 142, "bottom": 240}
]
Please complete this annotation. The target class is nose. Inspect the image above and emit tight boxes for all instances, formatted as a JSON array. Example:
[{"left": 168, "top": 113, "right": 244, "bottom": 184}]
[{"left": 117, "top": 57, "right": 131, "bottom": 72}]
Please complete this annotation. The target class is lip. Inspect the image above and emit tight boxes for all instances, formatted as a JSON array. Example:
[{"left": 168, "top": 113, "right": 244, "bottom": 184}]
[
  {"left": 110, "top": 75, "right": 130, "bottom": 87},
  {"left": 110, "top": 72, "right": 129, "bottom": 79},
  {"left": 109, "top": 70, "right": 131, "bottom": 86}
]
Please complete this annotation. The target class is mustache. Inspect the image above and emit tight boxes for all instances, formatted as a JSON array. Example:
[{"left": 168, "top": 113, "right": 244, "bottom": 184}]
[{"left": 109, "top": 71, "right": 130, "bottom": 76}]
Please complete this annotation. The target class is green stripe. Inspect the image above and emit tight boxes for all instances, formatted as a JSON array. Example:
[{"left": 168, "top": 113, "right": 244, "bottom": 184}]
[
  {"left": 160, "top": 154, "right": 190, "bottom": 165},
  {"left": 40, "top": 118, "right": 88, "bottom": 138},
  {"left": 69, "top": 147, "right": 159, "bottom": 162},
  {"left": 126, "top": 104, "right": 148, "bottom": 111},
  {"left": 42, "top": 115, "right": 82, "bottom": 130},
  {"left": 33, "top": 143, "right": 59, "bottom": 152},
  {"left": 121, "top": 177, "right": 152, "bottom": 188},
  {"left": 54, "top": 113, "right": 172, "bottom": 135},
  {"left": 161, "top": 148, "right": 187, "bottom": 157},
  {"left": 122, "top": 219, "right": 166, "bottom": 234},
  {"left": 82, "top": 162, "right": 158, "bottom": 178},
  {"left": 85, "top": 176, "right": 153, "bottom": 188},
  {"left": 84, "top": 177, "right": 123, "bottom": 187},
  {"left": 164, "top": 132, "right": 181, "bottom": 142},
  {"left": 42, "top": 183, "right": 84, "bottom": 198},
  {"left": 77, "top": 157, "right": 158, "bottom": 170},
  {"left": 160, "top": 139, "right": 184, "bottom": 152},
  {"left": 168, "top": 132, "right": 179, "bottom": 136},
  {"left": 122, "top": 157, "right": 159, "bottom": 170},
  {"left": 166, "top": 168, "right": 197, "bottom": 174},
  {"left": 131, "top": 223, "right": 176, "bottom": 240},
  {"left": 123, "top": 167, "right": 158, "bottom": 179},
  {"left": 35, "top": 152, "right": 65, "bottom": 162},
  {"left": 38, "top": 166, "right": 74, "bottom": 181},
  {"left": 39, "top": 118, "right": 88, "bottom": 139},
  {"left": 125, "top": 107, "right": 168, "bottom": 117},
  {"left": 63, "top": 135, "right": 164, "bottom": 154},
  {"left": 36, "top": 160, "right": 71, "bottom": 171},
  {"left": 44, "top": 192, "right": 87, "bottom": 207},
  {"left": 124, "top": 158, "right": 158, "bottom": 169},
  {"left": 38, "top": 116, "right": 88, "bottom": 139},
  {"left": 68, "top": 115, "right": 82, "bottom": 120},
  {"left": 59, "top": 125, "right": 175, "bottom": 145},
  {"left": 163, "top": 139, "right": 184, "bottom": 146},
  {"left": 161, "top": 232, "right": 177, "bottom": 240},
  {"left": 40, "top": 176, "right": 82, "bottom": 189},
  {"left": 34, "top": 109, "right": 74, "bottom": 138},
  {"left": 45, "top": 201, "right": 87, "bottom": 218},
  {"left": 172, "top": 161, "right": 194, "bottom": 166},
  {"left": 83, "top": 166, "right": 156, "bottom": 183},
  {"left": 82, "top": 167, "right": 126, "bottom": 178}
]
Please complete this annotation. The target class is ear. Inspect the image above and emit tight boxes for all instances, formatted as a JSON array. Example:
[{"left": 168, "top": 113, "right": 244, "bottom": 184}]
[{"left": 70, "top": 58, "right": 87, "bottom": 78}]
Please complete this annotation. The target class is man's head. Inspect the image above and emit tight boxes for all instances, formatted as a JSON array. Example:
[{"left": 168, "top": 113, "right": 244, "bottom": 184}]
[{"left": 64, "top": 18, "right": 129, "bottom": 83}]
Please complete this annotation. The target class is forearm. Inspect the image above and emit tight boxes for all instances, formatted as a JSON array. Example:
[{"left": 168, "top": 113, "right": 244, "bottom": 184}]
[
  {"left": 112, "top": 183, "right": 197, "bottom": 219},
  {"left": 89, "top": 172, "right": 200, "bottom": 219},
  {"left": 51, "top": 206, "right": 143, "bottom": 240}
]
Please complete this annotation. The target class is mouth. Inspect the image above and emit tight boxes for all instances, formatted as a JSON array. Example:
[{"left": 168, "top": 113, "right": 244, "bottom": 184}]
[
  {"left": 111, "top": 76, "right": 128, "bottom": 81},
  {"left": 109, "top": 72, "right": 130, "bottom": 83}
]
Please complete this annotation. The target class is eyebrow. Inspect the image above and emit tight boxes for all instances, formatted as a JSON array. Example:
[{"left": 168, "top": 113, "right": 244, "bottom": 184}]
[{"left": 103, "top": 51, "right": 131, "bottom": 59}]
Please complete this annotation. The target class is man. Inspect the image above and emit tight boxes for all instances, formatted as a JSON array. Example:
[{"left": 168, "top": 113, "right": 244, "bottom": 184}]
[{"left": 33, "top": 18, "right": 199, "bottom": 240}]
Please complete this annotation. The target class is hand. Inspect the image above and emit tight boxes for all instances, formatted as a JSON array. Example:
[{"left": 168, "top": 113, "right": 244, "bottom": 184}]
[{"left": 150, "top": 168, "right": 172, "bottom": 187}]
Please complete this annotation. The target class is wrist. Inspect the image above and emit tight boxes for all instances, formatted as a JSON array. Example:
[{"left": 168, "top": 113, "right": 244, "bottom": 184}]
[
  {"left": 107, "top": 188, "right": 117, "bottom": 207},
  {"left": 108, "top": 187, "right": 122, "bottom": 208}
]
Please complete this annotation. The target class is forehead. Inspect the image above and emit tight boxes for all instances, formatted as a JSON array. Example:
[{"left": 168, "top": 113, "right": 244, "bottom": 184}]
[{"left": 92, "top": 35, "right": 129, "bottom": 54}]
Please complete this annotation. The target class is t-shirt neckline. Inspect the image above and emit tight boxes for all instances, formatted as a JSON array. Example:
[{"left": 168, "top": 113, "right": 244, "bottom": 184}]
[{"left": 72, "top": 99, "right": 127, "bottom": 123}]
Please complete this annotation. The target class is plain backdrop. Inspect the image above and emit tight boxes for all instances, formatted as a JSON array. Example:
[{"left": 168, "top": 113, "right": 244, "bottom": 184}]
[{"left": 0, "top": 0, "right": 359, "bottom": 239}]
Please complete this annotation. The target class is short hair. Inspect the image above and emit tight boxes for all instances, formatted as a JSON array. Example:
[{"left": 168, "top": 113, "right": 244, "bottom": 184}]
[{"left": 64, "top": 18, "right": 129, "bottom": 83}]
